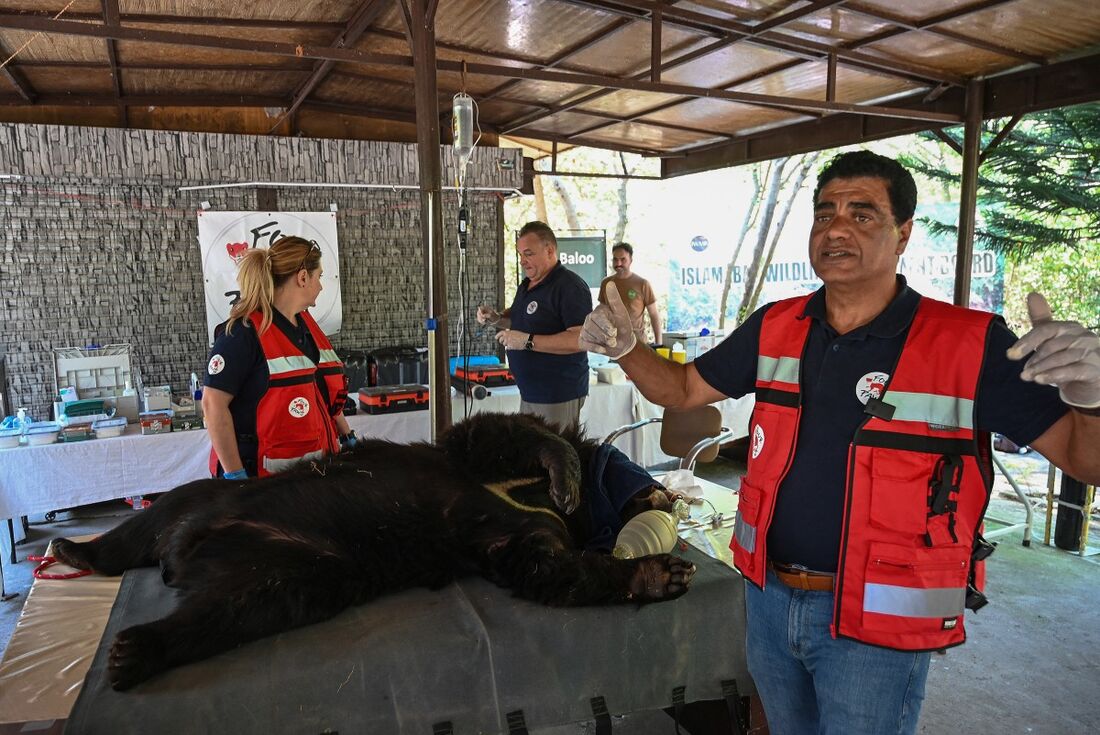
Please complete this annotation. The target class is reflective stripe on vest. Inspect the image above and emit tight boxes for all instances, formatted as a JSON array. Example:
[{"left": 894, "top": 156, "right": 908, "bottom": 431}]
[
  {"left": 882, "top": 391, "right": 974, "bottom": 430},
  {"left": 262, "top": 449, "right": 325, "bottom": 476},
  {"left": 734, "top": 513, "right": 757, "bottom": 553},
  {"left": 757, "top": 355, "right": 800, "bottom": 385},
  {"left": 864, "top": 583, "right": 966, "bottom": 619},
  {"left": 318, "top": 348, "right": 340, "bottom": 365},
  {"left": 267, "top": 355, "right": 316, "bottom": 375}
]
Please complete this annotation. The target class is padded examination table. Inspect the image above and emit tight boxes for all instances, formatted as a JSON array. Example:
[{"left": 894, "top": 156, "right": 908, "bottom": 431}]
[{"left": 64, "top": 544, "right": 751, "bottom": 734}]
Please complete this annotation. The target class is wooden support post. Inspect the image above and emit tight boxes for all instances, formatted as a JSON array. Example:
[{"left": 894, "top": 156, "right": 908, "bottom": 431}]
[
  {"left": 651, "top": 8, "right": 662, "bottom": 83},
  {"left": 403, "top": 0, "right": 451, "bottom": 438},
  {"left": 954, "top": 78, "right": 982, "bottom": 307}
]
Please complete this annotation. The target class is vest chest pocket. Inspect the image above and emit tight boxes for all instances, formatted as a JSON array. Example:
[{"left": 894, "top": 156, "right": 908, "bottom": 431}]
[
  {"left": 730, "top": 481, "right": 765, "bottom": 580},
  {"left": 745, "top": 405, "right": 797, "bottom": 485},
  {"left": 862, "top": 541, "right": 969, "bottom": 633},
  {"left": 868, "top": 448, "right": 936, "bottom": 536},
  {"left": 733, "top": 481, "right": 762, "bottom": 555}
]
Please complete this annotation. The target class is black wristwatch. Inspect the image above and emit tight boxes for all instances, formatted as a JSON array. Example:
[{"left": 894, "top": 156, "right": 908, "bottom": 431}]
[{"left": 524, "top": 334, "right": 535, "bottom": 351}]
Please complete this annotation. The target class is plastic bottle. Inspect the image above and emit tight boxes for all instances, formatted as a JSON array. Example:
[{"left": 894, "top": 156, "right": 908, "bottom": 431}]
[{"left": 613, "top": 509, "right": 680, "bottom": 559}]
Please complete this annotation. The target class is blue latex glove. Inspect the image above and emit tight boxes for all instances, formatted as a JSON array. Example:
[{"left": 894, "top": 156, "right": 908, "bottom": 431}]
[
  {"left": 340, "top": 431, "right": 358, "bottom": 451},
  {"left": 223, "top": 468, "right": 249, "bottom": 480}
]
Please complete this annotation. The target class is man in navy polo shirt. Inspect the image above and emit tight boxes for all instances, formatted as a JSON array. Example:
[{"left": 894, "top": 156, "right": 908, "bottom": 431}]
[
  {"left": 580, "top": 151, "right": 1100, "bottom": 734},
  {"left": 477, "top": 221, "right": 592, "bottom": 428}
]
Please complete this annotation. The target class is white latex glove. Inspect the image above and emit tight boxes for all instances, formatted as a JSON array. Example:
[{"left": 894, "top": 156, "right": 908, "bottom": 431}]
[
  {"left": 1007, "top": 292, "right": 1100, "bottom": 409},
  {"left": 476, "top": 305, "right": 501, "bottom": 325},
  {"left": 496, "top": 329, "right": 529, "bottom": 351},
  {"left": 580, "top": 283, "right": 637, "bottom": 358}
]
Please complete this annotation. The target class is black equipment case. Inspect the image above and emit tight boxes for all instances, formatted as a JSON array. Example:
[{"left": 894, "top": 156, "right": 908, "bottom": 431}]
[{"left": 369, "top": 346, "right": 428, "bottom": 387}]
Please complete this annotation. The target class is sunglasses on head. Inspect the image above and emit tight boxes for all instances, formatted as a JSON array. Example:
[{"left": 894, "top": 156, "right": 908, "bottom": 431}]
[{"left": 297, "top": 241, "right": 321, "bottom": 272}]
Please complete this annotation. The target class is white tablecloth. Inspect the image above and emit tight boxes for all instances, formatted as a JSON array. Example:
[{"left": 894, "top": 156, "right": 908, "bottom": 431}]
[
  {"left": 0, "top": 418, "right": 391, "bottom": 524},
  {"left": 0, "top": 383, "right": 752, "bottom": 522}
]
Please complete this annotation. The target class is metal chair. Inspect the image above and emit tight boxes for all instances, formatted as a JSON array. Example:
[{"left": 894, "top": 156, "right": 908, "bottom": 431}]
[{"left": 603, "top": 404, "right": 732, "bottom": 471}]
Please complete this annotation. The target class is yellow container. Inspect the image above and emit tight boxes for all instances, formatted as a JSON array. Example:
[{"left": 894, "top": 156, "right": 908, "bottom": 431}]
[
  {"left": 671, "top": 351, "right": 687, "bottom": 364},
  {"left": 656, "top": 347, "right": 670, "bottom": 359}
]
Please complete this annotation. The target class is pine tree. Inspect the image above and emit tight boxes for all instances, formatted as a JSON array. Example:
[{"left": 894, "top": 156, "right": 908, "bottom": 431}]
[{"left": 900, "top": 103, "right": 1100, "bottom": 260}]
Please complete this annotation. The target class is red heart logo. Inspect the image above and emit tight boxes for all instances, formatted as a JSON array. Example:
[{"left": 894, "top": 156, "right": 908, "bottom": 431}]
[{"left": 226, "top": 242, "right": 248, "bottom": 262}]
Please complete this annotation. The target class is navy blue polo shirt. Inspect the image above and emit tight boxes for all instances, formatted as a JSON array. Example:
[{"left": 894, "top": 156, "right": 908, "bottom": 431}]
[
  {"left": 204, "top": 310, "right": 323, "bottom": 468},
  {"left": 694, "top": 277, "right": 1069, "bottom": 572},
  {"left": 507, "top": 262, "right": 593, "bottom": 403}
]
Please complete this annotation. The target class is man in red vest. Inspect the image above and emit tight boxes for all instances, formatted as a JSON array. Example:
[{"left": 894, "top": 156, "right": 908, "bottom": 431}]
[{"left": 580, "top": 151, "right": 1100, "bottom": 734}]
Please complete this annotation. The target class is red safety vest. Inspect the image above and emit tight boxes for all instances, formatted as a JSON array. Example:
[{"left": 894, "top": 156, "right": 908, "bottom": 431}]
[
  {"left": 732, "top": 294, "right": 995, "bottom": 651},
  {"left": 209, "top": 310, "right": 347, "bottom": 478}
]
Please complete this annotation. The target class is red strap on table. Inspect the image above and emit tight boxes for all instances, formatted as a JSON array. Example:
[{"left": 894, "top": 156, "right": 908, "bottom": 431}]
[{"left": 27, "top": 555, "right": 94, "bottom": 580}]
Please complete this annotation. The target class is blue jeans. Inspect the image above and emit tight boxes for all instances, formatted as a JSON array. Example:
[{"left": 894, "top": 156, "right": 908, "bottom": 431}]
[{"left": 745, "top": 570, "right": 931, "bottom": 735}]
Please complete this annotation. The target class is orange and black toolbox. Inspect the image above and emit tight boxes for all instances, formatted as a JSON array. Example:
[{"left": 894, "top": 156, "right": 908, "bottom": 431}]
[
  {"left": 452, "top": 363, "right": 515, "bottom": 387},
  {"left": 357, "top": 384, "right": 430, "bottom": 414}
]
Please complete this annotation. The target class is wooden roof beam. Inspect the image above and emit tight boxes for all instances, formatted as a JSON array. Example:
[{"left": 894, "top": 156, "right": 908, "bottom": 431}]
[
  {"left": 0, "top": 14, "right": 958, "bottom": 126},
  {"left": 565, "top": 107, "right": 735, "bottom": 140},
  {"left": 16, "top": 60, "right": 310, "bottom": 72},
  {"left": 0, "top": 39, "right": 36, "bottom": 102},
  {"left": 274, "top": 0, "right": 392, "bottom": 134},
  {"left": 500, "top": 36, "right": 742, "bottom": 134},
  {"left": 558, "top": 0, "right": 963, "bottom": 86},
  {"left": 558, "top": 0, "right": 1019, "bottom": 144},
  {"left": 478, "top": 60, "right": 962, "bottom": 134},
  {"left": 509, "top": 128, "right": 665, "bottom": 157},
  {"left": 534, "top": 0, "right": 1014, "bottom": 150},
  {"left": 0, "top": 93, "right": 290, "bottom": 107},
  {"left": 661, "top": 52, "right": 1100, "bottom": 176},
  {"left": 102, "top": 0, "right": 126, "bottom": 124},
  {"left": 480, "top": 17, "right": 635, "bottom": 104},
  {"left": 843, "top": 1, "right": 1046, "bottom": 66},
  {"left": 0, "top": 9, "right": 344, "bottom": 30},
  {"left": 0, "top": 14, "right": 413, "bottom": 67},
  {"left": 501, "top": 0, "right": 927, "bottom": 141}
]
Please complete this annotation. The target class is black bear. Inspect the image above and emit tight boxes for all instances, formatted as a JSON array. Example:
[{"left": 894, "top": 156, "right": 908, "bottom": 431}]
[{"left": 53, "top": 412, "right": 696, "bottom": 691}]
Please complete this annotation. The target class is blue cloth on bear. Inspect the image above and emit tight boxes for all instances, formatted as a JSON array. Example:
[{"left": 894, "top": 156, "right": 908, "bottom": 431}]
[{"left": 586, "top": 444, "right": 663, "bottom": 552}]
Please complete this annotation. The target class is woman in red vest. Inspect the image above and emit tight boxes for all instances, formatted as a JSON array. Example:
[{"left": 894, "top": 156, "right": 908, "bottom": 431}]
[{"left": 203, "top": 236, "right": 351, "bottom": 479}]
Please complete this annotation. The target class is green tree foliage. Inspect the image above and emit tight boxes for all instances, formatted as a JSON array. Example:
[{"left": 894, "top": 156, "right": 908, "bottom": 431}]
[
  {"left": 900, "top": 104, "right": 1100, "bottom": 258},
  {"left": 1002, "top": 240, "right": 1100, "bottom": 335},
  {"left": 901, "top": 103, "right": 1099, "bottom": 331}
]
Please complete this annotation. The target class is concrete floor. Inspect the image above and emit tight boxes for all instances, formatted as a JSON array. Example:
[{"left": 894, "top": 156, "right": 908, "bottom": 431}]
[
  {"left": 694, "top": 453, "right": 1100, "bottom": 735},
  {"left": 2, "top": 453, "right": 1097, "bottom": 734},
  {"left": 1, "top": 502, "right": 133, "bottom": 653}
]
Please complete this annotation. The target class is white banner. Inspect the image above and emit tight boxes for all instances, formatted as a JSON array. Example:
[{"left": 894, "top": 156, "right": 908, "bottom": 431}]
[{"left": 197, "top": 211, "right": 342, "bottom": 344}]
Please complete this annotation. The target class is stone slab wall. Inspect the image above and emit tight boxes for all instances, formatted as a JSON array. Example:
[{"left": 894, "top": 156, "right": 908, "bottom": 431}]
[{"left": 0, "top": 123, "right": 519, "bottom": 419}]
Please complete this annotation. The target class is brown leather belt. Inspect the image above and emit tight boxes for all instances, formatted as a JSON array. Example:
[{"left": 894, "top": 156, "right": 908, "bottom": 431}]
[{"left": 768, "top": 560, "right": 835, "bottom": 592}]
